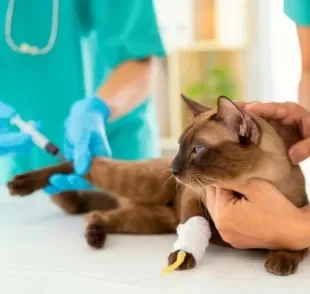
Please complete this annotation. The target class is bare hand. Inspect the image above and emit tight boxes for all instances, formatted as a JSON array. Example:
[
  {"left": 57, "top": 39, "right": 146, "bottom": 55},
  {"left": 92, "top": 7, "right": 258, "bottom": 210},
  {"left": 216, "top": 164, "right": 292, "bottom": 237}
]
[
  {"left": 206, "top": 179, "right": 307, "bottom": 250},
  {"left": 243, "top": 102, "right": 310, "bottom": 164}
]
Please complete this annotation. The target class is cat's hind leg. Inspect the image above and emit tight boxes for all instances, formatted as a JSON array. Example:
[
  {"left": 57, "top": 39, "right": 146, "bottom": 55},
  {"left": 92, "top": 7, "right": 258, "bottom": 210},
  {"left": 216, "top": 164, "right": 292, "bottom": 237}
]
[
  {"left": 51, "top": 190, "right": 119, "bottom": 215},
  {"left": 84, "top": 204, "right": 177, "bottom": 249}
]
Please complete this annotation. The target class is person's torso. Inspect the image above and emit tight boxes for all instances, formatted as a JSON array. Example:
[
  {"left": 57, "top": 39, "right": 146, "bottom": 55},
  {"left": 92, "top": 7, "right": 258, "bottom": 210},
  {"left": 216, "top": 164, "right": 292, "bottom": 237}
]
[
  {"left": 0, "top": 0, "right": 160, "bottom": 183},
  {"left": 0, "top": 0, "right": 89, "bottom": 146}
]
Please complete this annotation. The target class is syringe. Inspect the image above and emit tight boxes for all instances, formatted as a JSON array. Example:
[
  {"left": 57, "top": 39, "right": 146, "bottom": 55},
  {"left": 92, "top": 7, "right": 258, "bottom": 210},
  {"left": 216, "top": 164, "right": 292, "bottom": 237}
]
[{"left": 10, "top": 114, "right": 66, "bottom": 162}]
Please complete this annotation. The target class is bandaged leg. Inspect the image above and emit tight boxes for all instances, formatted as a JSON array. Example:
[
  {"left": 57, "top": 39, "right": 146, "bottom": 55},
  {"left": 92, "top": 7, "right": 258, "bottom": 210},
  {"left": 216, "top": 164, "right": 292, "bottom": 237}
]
[{"left": 173, "top": 216, "right": 211, "bottom": 263}]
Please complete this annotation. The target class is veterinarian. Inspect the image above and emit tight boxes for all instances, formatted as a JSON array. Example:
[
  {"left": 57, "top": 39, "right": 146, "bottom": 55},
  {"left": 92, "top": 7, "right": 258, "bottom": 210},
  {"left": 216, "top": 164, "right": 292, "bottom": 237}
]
[
  {"left": 207, "top": 101, "right": 310, "bottom": 251},
  {"left": 0, "top": 0, "right": 165, "bottom": 193}
]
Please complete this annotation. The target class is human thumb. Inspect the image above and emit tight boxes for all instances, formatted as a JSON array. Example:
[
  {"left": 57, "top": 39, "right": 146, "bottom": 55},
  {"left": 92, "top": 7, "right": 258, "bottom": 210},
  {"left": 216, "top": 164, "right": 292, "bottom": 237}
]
[{"left": 289, "top": 137, "right": 310, "bottom": 164}]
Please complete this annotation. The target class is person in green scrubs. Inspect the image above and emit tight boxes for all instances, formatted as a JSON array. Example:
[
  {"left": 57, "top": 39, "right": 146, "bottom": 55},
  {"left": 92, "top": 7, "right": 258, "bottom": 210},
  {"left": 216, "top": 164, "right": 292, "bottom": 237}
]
[
  {"left": 0, "top": 0, "right": 166, "bottom": 192},
  {"left": 284, "top": 0, "right": 310, "bottom": 111}
]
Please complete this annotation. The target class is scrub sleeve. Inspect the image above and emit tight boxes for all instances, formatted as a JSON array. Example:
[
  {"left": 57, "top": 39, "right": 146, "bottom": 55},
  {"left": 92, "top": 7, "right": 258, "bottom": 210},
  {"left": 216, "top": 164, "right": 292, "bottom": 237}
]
[
  {"left": 84, "top": 0, "right": 166, "bottom": 160},
  {"left": 284, "top": 0, "right": 310, "bottom": 25}
]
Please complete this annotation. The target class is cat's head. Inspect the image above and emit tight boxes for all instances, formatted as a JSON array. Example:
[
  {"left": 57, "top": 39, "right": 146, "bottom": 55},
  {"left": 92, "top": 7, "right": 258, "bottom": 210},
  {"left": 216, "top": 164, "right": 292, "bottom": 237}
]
[{"left": 170, "top": 95, "right": 289, "bottom": 187}]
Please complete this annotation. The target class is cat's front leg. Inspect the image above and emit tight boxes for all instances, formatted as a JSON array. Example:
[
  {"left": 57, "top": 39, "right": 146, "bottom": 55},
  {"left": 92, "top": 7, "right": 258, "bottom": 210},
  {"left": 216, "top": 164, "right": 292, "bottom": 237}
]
[
  {"left": 167, "top": 188, "right": 210, "bottom": 270},
  {"left": 168, "top": 216, "right": 211, "bottom": 270},
  {"left": 265, "top": 248, "right": 308, "bottom": 276},
  {"left": 8, "top": 161, "right": 73, "bottom": 196}
]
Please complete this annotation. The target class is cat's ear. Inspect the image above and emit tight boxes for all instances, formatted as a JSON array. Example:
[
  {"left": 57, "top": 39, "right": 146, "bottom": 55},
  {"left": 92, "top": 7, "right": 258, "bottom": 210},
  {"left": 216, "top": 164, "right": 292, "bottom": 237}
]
[
  {"left": 216, "top": 96, "right": 261, "bottom": 144},
  {"left": 181, "top": 94, "right": 212, "bottom": 117}
]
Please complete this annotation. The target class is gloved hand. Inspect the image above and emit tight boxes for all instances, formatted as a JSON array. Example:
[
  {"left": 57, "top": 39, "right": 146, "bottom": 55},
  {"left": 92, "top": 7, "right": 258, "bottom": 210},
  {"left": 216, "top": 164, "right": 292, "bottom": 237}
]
[
  {"left": 43, "top": 96, "right": 112, "bottom": 195},
  {"left": 0, "top": 132, "right": 32, "bottom": 155},
  {"left": 43, "top": 173, "right": 93, "bottom": 195},
  {"left": 0, "top": 121, "right": 41, "bottom": 156}
]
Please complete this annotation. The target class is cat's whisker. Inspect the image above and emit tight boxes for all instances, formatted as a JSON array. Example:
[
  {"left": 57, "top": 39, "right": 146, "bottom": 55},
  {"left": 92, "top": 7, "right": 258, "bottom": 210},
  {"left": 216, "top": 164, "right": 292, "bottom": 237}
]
[
  {"left": 195, "top": 173, "right": 222, "bottom": 185},
  {"left": 194, "top": 175, "right": 212, "bottom": 186},
  {"left": 195, "top": 178, "right": 207, "bottom": 203},
  {"left": 175, "top": 181, "right": 182, "bottom": 200},
  {"left": 190, "top": 177, "right": 206, "bottom": 206},
  {"left": 192, "top": 177, "right": 213, "bottom": 220},
  {"left": 163, "top": 174, "right": 173, "bottom": 187}
]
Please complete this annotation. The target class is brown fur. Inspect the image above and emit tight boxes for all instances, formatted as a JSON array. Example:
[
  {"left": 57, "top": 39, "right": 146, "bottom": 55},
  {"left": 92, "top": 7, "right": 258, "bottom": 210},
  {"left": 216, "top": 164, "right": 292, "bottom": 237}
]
[{"left": 7, "top": 95, "right": 309, "bottom": 276}]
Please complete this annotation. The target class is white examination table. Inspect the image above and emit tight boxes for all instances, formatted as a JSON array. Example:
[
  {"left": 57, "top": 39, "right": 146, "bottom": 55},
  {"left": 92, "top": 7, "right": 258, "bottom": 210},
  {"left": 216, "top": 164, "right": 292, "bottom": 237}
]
[{"left": 0, "top": 178, "right": 309, "bottom": 294}]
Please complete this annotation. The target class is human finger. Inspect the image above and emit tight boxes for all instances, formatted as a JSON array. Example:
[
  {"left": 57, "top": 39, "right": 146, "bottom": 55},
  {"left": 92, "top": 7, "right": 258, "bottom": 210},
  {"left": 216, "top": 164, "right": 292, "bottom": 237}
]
[
  {"left": 48, "top": 174, "right": 73, "bottom": 190},
  {"left": 244, "top": 102, "right": 292, "bottom": 121},
  {"left": 43, "top": 185, "right": 62, "bottom": 196},
  {"left": 67, "top": 174, "right": 93, "bottom": 190},
  {"left": 0, "top": 133, "right": 32, "bottom": 155},
  {"left": 235, "top": 100, "right": 260, "bottom": 109},
  {"left": 206, "top": 185, "right": 217, "bottom": 220},
  {"left": 289, "top": 137, "right": 310, "bottom": 164},
  {"left": 0, "top": 132, "right": 31, "bottom": 147}
]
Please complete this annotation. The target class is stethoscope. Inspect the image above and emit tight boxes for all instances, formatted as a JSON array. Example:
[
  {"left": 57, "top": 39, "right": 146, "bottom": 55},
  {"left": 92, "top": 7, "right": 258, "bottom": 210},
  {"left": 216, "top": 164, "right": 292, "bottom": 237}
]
[
  {"left": 0, "top": 0, "right": 144, "bottom": 56},
  {"left": 4, "top": 0, "right": 59, "bottom": 56},
  {"left": 4, "top": 0, "right": 146, "bottom": 57}
]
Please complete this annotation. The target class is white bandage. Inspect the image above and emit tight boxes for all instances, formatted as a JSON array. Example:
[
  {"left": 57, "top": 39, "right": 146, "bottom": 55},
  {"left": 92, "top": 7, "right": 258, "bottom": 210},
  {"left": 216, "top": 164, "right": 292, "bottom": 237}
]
[{"left": 173, "top": 216, "right": 211, "bottom": 263}]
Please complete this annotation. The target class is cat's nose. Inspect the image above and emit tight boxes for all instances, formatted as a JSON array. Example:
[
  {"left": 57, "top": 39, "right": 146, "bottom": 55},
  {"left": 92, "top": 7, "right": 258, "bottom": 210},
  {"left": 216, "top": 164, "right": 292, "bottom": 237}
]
[{"left": 169, "top": 167, "right": 179, "bottom": 176}]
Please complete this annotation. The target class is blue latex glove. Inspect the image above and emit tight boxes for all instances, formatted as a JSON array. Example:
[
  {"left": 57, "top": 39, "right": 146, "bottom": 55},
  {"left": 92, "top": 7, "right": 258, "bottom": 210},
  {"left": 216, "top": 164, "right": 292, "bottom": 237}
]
[
  {"left": 64, "top": 97, "right": 112, "bottom": 174},
  {"left": 0, "top": 131, "right": 32, "bottom": 155},
  {"left": 0, "top": 121, "right": 41, "bottom": 156},
  {"left": 43, "top": 173, "right": 94, "bottom": 195},
  {"left": 43, "top": 96, "right": 111, "bottom": 195},
  {"left": 0, "top": 100, "right": 36, "bottom": 156}
]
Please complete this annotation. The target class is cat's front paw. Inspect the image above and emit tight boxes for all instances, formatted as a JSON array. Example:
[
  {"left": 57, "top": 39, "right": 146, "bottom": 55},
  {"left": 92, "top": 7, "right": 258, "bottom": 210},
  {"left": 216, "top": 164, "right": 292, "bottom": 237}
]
[
  {"left": 167, "top": 250, "right": 196, "bottom": 270},
  {"left": 7, "top": 174, "right": 39, "bottom": 196},
  {"left": 264, "top": 250, "right": 300, "bottom": 276}
]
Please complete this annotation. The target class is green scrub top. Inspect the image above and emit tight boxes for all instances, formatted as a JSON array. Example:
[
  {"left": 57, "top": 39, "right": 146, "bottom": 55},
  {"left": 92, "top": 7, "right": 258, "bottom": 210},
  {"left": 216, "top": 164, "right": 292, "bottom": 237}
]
[
  {"left": 284, "top": 0, "right": 310, "bottom": 25},
  {"left": 0, "top": 0, "right": 166, "bottom": 184}
]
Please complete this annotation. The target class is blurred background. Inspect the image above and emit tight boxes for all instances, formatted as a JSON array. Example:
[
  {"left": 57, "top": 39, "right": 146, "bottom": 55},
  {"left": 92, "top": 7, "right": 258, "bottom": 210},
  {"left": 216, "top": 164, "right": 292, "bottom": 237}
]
[{"left": 151, "top": 0, "right": 301, "bottom": 156}]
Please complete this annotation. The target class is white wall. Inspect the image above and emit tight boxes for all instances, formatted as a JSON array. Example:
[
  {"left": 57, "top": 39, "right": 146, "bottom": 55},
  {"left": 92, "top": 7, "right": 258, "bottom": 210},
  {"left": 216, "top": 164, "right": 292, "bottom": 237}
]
[
  {"left": 227, "top": 0, "right": 301, "bottom": 104},
  {"left": 268, "top": 0, "right": 301, "bottom": 103}
]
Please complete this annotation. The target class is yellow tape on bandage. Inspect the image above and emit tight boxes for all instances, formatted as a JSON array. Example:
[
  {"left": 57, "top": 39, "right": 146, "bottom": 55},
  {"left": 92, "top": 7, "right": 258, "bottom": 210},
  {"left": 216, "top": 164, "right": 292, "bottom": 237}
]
[{"left": 161, "top": 251, "right": 186, "bottom": 275}]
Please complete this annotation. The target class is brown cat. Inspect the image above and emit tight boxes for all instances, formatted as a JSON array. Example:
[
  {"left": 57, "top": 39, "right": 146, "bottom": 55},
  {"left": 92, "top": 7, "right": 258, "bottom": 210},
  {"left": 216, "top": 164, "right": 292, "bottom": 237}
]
[{"left": 7, "top": 95, "right": 309, "bottom": 276}]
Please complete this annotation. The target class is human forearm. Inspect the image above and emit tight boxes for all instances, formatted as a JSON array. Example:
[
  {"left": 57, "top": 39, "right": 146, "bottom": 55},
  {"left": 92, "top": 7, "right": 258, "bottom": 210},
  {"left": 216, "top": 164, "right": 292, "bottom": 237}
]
[
  {"left": 96, "top": 59, "right": 152, "bottom": 119},
  {"left": 298, "top": 71, "right": 310, "bottom": 112},
  {"left": 297, "top": 27, "right": 310, "bottom": 112},
  {"left": 296, "top": 208, "right": 310, "bottom": 249}
]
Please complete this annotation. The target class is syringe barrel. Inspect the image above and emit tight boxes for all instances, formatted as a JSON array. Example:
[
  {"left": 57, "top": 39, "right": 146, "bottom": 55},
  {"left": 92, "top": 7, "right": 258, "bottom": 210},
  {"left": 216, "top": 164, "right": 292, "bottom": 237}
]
[{"left": 10, "top": 115, "right": 49, "bottom": 149}]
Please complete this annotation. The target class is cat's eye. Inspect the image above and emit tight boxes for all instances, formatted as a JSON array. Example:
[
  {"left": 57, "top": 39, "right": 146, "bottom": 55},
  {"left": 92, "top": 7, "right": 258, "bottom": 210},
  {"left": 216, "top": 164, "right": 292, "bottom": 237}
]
[{"left": 193, "top": 146, "right": 205, "bottom": 153}]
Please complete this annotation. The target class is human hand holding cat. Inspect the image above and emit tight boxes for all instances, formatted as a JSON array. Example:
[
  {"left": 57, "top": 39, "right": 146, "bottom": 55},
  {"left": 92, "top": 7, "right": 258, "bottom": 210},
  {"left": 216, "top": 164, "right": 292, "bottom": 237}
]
[
  {"left": 206, "top": 179, "right": 309, "bottom": 251},
  {"left": 243, "top": 101, "right": 310, "bottom": 164}
]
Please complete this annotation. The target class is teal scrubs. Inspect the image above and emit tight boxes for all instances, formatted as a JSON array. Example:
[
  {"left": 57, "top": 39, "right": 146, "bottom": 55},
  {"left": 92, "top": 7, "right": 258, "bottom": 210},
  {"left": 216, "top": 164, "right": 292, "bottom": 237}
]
[
  {"left": 0, "top": 0, "right": 166, "bottom": 183},
  {"left": 284, "top": 0, "right": 310, "bottom": 25}
]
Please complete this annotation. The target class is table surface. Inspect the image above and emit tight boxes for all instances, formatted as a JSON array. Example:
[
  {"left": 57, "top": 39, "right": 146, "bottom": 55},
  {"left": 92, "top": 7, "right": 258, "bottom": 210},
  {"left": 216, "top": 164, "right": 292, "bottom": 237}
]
[{"left": 1, "top": 163, "right": 310, "bottom": 294}]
